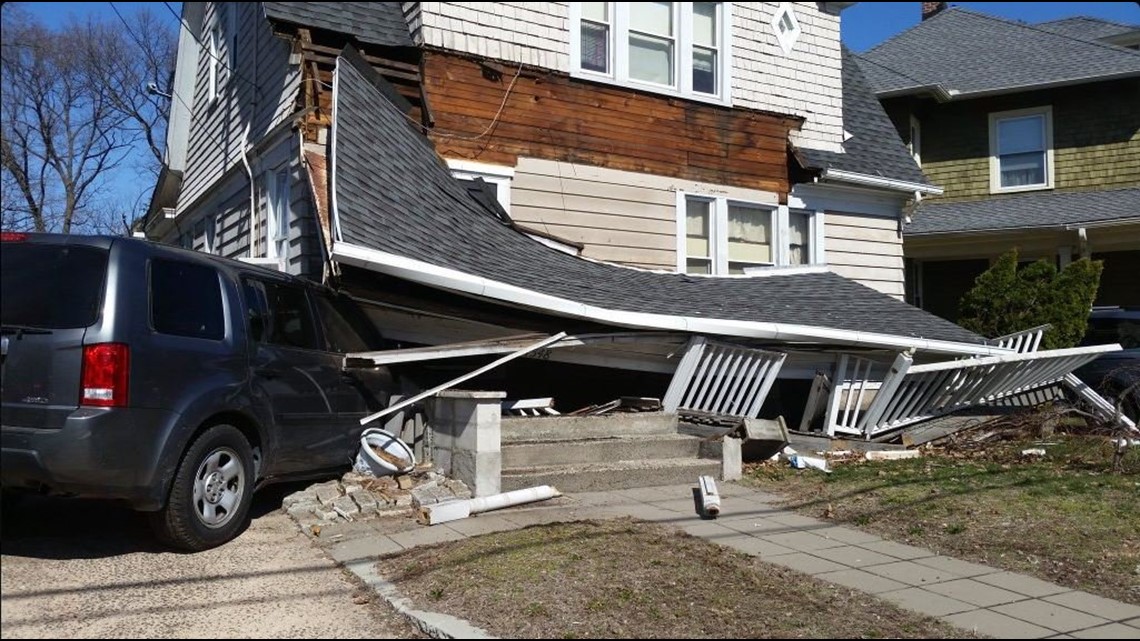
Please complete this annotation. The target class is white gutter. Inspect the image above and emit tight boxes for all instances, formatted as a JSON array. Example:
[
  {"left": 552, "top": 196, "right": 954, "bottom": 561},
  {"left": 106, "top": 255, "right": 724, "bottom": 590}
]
[
  {"left": 876, "top": 71, "right": 1140, "bottom": 102},
  {"left": 330, "top": 241, "right": 1013, "bottom": 357},
  {"left": 822, "top": 168, "right": 943, "bottom": 196},
  {"left": 908, "top": 216, "right": 1140, "bottom": 236}
]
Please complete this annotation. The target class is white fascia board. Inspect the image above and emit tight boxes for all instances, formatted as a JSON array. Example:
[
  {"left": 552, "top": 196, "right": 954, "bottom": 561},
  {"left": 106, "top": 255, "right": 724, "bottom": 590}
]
[
  {"left": 821, "top": 168, "right": 944, "bottom": 195},
  {"left": 331, "top": 241, "right": 1011, "bottom": 357}
]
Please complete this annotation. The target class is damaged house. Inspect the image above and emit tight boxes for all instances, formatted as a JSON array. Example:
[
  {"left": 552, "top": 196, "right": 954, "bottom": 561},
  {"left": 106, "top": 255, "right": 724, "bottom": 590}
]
[{"left": 139, "top": 2, "right": 1131, "bottom": 484}]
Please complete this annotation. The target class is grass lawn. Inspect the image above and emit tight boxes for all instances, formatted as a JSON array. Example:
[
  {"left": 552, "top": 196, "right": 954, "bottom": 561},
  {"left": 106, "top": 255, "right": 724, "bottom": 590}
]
[
  {"left": 743, "top": 433, "right": 1140, "bottom": 605},
  {"left": 376, "top": 518, "right": 981, "bottom": 639}
]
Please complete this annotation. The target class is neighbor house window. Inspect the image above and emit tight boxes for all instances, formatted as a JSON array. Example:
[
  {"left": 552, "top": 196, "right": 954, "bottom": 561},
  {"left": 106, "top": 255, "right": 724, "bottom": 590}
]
[
  {"left": 570, "top": 2, "right": 731, "bottom": 104},
  {"left": 989, "top": 106, "right": 1053, "bottom": 193},
  {"left": 909, "top": 114, "right": 922, "bottom": 166},
  {"left": 265, "top": 170, "right": 290, "bottom": 270}
]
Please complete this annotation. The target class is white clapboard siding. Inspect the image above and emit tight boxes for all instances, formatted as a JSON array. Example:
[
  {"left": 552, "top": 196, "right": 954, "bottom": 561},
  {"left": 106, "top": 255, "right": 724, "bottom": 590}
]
[{"left": 825, "top": 212, "right": 905, "bottom": 298}]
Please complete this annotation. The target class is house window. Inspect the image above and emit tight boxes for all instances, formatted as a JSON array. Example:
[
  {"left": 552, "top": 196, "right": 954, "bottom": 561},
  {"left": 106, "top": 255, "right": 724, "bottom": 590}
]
[
  {"left": 265, "top": 170, "right": 290, "bottom": 270},
  {"left": 570, "top": 2, "right": 731, "bottom": 104},
  {"left": 909, "top": 114, "right": 922, "bottom": 166},
  {"left": 207, "top": 21, "right": 221, "bottom": 104},
  {"left": 989, "top": 106, "right": 1053, "bottom": 193},
  {"left": 770, "top": 2, "right": 801, "bottom": 55},
  {"left": 448, "top": 160, "right": 513, "bottom": 214},
  {"left": 679, "top": 196, "right": 818, "bottom": 275}
]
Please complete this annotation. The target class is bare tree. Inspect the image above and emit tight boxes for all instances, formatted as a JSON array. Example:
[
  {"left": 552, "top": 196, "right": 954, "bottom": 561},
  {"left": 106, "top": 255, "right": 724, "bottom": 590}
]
[{"left": 0, "top": 5, "right": 174, "bottom": 234}]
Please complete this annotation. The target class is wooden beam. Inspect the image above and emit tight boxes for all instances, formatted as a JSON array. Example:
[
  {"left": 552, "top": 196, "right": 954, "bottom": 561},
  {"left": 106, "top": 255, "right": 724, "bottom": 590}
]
[{"left": 359, "top": 333, "right": 568, "bottom": 426}]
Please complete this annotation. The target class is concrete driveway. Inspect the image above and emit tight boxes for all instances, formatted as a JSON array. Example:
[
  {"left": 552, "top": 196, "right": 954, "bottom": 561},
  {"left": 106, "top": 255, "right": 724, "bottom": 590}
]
[{"left": 0, "top": 485, "right": 424, "bottom": 639}]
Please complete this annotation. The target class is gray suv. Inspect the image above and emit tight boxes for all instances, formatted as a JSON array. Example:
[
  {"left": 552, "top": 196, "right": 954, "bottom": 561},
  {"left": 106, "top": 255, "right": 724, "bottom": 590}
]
[{"left": 1, "top": 233, "right": 394, "bottom": 549}]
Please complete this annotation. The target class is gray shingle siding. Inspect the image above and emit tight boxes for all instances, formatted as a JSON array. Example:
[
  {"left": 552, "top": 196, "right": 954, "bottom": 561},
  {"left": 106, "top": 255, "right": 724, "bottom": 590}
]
[{"left": 331, "top": 50, "right": 984, "bottom": 346}]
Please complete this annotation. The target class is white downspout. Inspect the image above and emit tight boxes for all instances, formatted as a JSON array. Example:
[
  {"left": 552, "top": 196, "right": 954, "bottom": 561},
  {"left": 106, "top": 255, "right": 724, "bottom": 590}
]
[{"left": 241, "top": 121, "right": 258, "bottom": 257}]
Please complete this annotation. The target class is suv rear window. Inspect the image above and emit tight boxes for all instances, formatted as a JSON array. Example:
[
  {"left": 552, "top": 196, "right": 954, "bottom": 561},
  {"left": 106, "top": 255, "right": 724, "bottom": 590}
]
[
  {"left": 0, "top": 243, "right": 108, "bottom": 329},
  {"left": 151, "top": 259, "right": 225, "bottom": 340}
]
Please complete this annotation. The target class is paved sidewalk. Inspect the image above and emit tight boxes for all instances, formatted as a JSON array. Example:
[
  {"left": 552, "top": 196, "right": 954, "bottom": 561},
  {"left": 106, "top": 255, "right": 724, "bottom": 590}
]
[{"left": 304, "top": 482, "right": 1140, "bottom": 640}]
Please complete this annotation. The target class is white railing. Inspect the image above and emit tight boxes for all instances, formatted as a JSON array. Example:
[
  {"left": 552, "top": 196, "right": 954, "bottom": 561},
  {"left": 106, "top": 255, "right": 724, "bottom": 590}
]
[
  {"left": 858, "top": 344, "right": 1121, "bottom": 438},
  {"left": 663, "top": 337, "right": 786, "bottom": 419},
  {"left": 991, "top": 324, "right": 1051, "bottom": 354}
]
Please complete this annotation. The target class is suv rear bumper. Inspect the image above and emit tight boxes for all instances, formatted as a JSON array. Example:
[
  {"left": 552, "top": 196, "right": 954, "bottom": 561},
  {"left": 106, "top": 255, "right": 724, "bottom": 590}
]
[{"left": 1, "top": 406, "right": 180, "bottom": 510}]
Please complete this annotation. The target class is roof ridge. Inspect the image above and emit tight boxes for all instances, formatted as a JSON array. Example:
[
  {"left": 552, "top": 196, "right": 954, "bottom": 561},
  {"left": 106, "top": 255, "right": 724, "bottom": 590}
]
[
  {"left": 1038, "top": 15, "right": 1139, "bottom": 30},
  {"left": 961, "top": 7, "right": 1140, "bottom": 57}
]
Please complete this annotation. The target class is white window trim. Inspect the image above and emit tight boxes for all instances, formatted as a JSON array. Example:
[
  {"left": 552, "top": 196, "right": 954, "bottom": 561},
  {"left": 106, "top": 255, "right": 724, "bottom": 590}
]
[
  {"left": 569, "top": 2, "right": 733, "bottom": 107},
  {"left": 447, "top": 159, "right": 514, "bottom": 213},
  {"left": 265, "top": 170, "right": 290, "bottom": 271},
  {"left": 909, "top": 113, "right": 922, "bottom": 167},
  {"left": 770, "top": 2, "right": 801, "bottom": 56},
  {"left": 988, "top": 105, "right": 1054, "bottom": 194},
  {"left": 207, "top": 22, "right": 221, "bottom": 105},
  {"left": 675, "top": 193, "right": 821, "bottom": 275}
]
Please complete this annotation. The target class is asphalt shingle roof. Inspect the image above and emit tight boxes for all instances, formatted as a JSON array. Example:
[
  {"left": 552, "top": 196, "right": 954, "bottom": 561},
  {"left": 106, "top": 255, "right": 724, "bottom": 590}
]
[
  {"left": 860, "top": 7, "right": 1140, "bottom": 97},
  {"left": 1036, "top": 16, "right": 1138, "bottom": 43},
  {"left": 262, "top": 2, "right": 413, "bottom": 48},
  {"left": 798, "top": 47, "right": 931, "bottom": 186},
  {"left": 906, "top": 188, "right": 1140, "bottom": 235},
  {"left": 330, "top": 50, "right": 985, "bottom": 346}
]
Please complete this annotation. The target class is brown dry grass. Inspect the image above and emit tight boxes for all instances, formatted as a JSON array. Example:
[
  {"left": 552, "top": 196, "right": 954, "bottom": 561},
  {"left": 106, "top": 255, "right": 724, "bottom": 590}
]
[
  {"left": 376, "top": 518, "right": 982, "bottom": 639},
  {"left": 743, "top": 433, "right": 1140, "bottom": 605}
]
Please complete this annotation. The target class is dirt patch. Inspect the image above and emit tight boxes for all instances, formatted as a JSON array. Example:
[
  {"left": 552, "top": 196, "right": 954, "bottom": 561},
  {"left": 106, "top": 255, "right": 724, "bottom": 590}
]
[
  {"left": 376, "top": 518, "right": 982, "bottom": 639},
  {"left": 744, "top": 433, "right": 1140, "bottom": 605}
]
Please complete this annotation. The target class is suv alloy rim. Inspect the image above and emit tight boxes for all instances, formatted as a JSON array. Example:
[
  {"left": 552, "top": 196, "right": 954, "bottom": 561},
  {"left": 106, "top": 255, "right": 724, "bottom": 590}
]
[{"left": 192, "top": 447, "right": 245, "bottom": 528}]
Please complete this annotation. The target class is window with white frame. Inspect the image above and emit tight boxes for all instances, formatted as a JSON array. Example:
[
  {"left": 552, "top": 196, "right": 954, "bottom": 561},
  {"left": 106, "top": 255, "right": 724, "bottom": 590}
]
[
  {"left": 447, "top": 160, "right": 513, "bottom": 214},
  {"left": 908, "top": 114, "right": 922, "bottom": 166},
  {"left": 770, "top": 2, "right": 801, "bottom": 55},
  {"left": 266, "top": 170, "right": 290, "bottom": 270},
  {"left": 989, "top": 106, "right": 1053, "bottom": 193},
  {"left": 207, "top": 21, "right": 221, "bottom": 104},
  {"left": 680, "top": 196, "right": 820, "bottom": 275},
  {"left": 571, "top": 2, "right": 731, "bottom": 104}
]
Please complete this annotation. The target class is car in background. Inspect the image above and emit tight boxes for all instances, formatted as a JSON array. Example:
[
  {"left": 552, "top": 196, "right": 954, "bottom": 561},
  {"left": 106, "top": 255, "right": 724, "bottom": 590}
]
[
  {"left": 1074, "top": 306, "right": 1139, "bottom": 421},
  {"left": 1, "top": 232, "right": 395, "bottom": 549}
]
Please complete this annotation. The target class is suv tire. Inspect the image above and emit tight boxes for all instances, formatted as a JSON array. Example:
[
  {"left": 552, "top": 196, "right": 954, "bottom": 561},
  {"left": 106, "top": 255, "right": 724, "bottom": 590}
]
[{"left": 151, "top": 424, "right": 254, "bottom": 551}]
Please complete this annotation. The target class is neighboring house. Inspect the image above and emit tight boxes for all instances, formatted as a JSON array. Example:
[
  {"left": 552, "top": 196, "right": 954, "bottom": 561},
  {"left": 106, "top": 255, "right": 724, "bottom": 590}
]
[{"left": 856, "top": 5, "right": 1140, "bottom": 321}]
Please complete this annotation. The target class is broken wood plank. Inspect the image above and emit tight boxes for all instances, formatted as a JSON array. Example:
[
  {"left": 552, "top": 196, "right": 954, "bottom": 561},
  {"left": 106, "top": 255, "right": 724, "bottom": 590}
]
[{"left": 359, "top": 333, "right": 568, "bottom": 425}]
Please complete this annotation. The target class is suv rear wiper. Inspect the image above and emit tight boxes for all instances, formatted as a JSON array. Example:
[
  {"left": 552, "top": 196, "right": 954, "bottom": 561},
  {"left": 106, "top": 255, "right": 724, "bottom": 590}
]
[{"left": 1, "top": 324, "right": 54, "bottom": 336}]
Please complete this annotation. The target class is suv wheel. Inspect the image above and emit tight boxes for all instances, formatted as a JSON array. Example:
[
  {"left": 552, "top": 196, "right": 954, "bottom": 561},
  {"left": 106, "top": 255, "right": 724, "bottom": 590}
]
[{"left": 151, "top": 424, "right": 254, "bottom": 551}]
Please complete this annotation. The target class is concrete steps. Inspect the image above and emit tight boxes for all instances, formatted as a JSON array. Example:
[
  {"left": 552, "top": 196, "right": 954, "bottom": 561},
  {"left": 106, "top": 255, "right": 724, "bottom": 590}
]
[
  {"left": 501, "top": 457, "right": 722, "bottom": 493},
  {"left": 502, "top": 434, "right": 703, "bottom": 468},
  {"left": 501, "top": 412, "right": 679, "bottom": 443},
  {"left": 499, "top": 412, "right": 721, "bottom": 492}
]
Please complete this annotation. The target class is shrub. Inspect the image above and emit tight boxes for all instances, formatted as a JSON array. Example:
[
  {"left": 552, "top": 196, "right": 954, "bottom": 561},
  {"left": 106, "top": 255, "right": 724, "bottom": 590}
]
[{"left": 958, "top": 248, "right": 1103, "bottom": 349}]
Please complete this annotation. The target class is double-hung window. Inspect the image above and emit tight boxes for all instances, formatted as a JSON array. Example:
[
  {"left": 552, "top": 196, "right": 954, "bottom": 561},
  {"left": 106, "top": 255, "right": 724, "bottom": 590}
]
[
  {"left": 571, "top": 2, "right": 731, "bottom": 104},
  {"left": 989, "top": 106, "right": 1053, "bottom": 193},
  {"left": 680, "top": 195, "right": 820, "bottom": 274}
]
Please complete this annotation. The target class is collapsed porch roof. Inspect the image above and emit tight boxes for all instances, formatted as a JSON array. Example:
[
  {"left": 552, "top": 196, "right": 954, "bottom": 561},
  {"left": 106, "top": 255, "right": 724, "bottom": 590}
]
[{"left": 328, "top": 48, "right": 1000, "bottom": 357}]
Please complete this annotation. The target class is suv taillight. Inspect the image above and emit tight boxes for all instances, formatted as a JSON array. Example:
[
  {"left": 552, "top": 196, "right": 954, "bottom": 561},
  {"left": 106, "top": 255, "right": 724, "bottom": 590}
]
[{"left": 81, "top": 343, "right": 130, "bottom": 407}]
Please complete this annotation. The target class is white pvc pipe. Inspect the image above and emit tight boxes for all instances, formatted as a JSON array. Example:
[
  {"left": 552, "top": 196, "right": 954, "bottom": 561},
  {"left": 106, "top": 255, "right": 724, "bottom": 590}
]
[{"left": 468, "top": 485, "right": 562, "bottom": 514}]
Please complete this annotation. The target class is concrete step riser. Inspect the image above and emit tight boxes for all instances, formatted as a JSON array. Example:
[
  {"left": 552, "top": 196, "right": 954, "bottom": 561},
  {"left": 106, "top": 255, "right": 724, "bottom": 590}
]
[
  {"left": 501, "top": 413, "right": 678, "bottom": 443},
  {"left": 502, "top": 462, "right": 722, "bottom": 493},
  {"left": 502, "top": 437, "right": 701, "bottom": 468}
]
